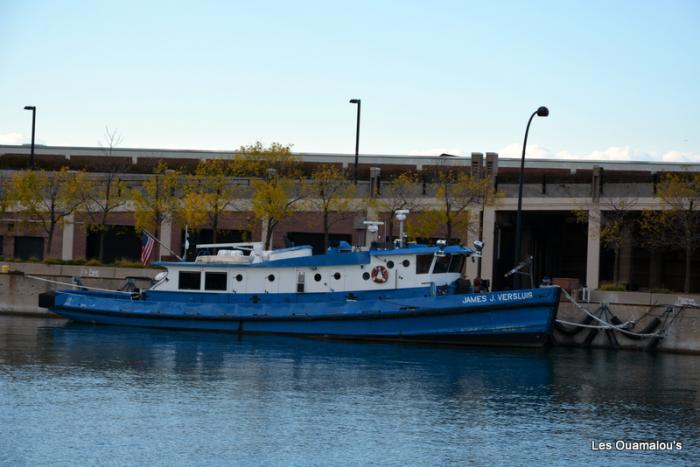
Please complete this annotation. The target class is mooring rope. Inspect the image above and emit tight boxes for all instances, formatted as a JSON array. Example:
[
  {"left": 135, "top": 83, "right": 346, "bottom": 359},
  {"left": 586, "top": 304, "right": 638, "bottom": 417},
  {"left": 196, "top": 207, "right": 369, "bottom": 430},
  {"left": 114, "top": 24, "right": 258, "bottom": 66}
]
[
  {"left": 554, "top": 318, "right": 664, "bottom": 337},
  {"left": 26, "top": 274, "right": 134, "bottom": 295},
  {"left": 555, "top": 286, "right": 678, "bottom": 339}
]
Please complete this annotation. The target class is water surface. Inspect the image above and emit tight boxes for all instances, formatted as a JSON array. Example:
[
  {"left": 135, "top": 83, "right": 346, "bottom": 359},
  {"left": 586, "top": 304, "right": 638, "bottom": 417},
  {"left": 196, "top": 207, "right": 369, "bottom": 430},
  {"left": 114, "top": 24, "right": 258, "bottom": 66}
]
[{"left": 1, "top": 316, "right": 698, "bottom": 466}]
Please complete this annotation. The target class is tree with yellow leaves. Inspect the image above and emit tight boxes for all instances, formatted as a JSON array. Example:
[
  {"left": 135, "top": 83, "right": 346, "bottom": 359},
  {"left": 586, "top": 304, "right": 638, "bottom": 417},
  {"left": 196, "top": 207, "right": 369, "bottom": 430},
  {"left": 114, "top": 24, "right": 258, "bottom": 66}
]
[
  {"left": 8, "top": 167, "right": 85, "bottom": 257},
  {"left": 372, "top": 172, "right": 422, "bottom": 241},
  {"left": 131, "top": 162, "right": 181, "bottom": 258},
  {"left": 640, "top": 173, "right": 700, "bottom": 292},
  {"left": 409, "top": 169, "right": 496, "bottom": 243},
  {"left": 252, "top": 175, "right": 304, "bottom": 250},
  {"left": 76, "top": 128, "right": 131, "bottom": 261},
  {"left": 303, "top": 164, "right": 356, "bottom": 251},
  {"left": 236, "top": 142, "right": 302, "bottom": 249},
  {"left": 180, "top": 159, "right": 241, "bottom": 243},
  {"left": 231, "top": 141, "right": 300, "bottom": 178},
  {"left": 574, "top": 197, "right": 638, "bottom": 285}
]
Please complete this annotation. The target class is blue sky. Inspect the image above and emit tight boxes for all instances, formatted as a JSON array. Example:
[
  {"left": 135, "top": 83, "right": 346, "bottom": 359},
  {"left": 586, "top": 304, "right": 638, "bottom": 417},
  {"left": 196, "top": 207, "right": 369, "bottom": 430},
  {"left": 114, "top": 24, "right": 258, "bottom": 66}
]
[{"left": 1, "top": 0, "right": 699, "bottom": 162}]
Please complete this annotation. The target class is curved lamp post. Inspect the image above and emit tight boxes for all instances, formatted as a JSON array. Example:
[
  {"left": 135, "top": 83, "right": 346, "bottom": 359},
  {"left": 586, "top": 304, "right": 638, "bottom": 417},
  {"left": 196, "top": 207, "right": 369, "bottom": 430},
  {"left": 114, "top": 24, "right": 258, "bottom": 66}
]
[
  {"left": 513, "top": 106, "right": 548, "bottom": 288},
  {"left": 349, "top": 99, "right": 361, "bottom": 184},
  {"left": 24, "top": 105, "right": 36, "bottom": 169}
]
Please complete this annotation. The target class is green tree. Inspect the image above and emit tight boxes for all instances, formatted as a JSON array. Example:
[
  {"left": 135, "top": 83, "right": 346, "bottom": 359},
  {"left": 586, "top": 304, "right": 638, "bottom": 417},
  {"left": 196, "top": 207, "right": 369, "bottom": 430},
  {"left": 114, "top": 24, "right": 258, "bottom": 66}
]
[
  {"left": 303, "top": 164, "right": 356, "bottom": 251},
  {"left": 640, "top": 173, "right": 700, "bottom": 292},
  {"left": 131, "top": 162, "right": 181, "bottom": 258},
  {"left": 9, "top": 168, "right": 85, "bottom": 257}
]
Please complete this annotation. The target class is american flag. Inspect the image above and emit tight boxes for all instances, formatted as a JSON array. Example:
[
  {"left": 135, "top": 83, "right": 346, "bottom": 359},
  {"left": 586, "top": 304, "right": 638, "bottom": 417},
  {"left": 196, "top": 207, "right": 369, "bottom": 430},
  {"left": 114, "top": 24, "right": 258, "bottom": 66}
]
[{"left": 140, "top": 231, "right": 155, "bottom": 265}]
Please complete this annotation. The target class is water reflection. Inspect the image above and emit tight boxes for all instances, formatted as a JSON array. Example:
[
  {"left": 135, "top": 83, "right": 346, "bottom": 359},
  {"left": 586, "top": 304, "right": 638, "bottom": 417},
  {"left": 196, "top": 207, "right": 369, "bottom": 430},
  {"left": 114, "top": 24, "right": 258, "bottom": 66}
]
[
  {"left": 25, "top": 318, "right": 555, "bottom": 393},
  {"left": 1, "top": 316, "right": 699, "bottom": 466}
]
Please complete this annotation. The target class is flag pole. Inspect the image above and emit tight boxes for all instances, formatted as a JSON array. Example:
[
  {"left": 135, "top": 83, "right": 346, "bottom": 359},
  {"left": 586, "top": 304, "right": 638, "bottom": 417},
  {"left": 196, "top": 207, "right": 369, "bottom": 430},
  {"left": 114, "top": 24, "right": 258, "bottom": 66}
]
[
  {"left": 143, "top": 230, "right": 184, "bottom": 262},
  {"left": 183, "top": 225, "right": 190, "bottom": 260}
]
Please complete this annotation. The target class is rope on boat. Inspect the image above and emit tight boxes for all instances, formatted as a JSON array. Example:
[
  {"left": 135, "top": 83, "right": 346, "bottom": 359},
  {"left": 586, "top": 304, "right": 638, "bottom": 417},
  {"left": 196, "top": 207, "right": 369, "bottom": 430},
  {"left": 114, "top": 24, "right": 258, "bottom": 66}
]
[{"left": 26, "top": 274, "right": 135, "bottom": 295}]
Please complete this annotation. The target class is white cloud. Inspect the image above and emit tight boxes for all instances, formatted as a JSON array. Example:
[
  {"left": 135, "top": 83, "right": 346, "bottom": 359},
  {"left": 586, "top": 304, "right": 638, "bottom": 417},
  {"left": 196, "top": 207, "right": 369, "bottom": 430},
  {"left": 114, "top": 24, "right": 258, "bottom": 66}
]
[
  {"left": 554, "top": 145, "right": 643, "bottom": 161},
  {"left": 660, "top": 150, "right": 700, "bottom": 163},
  {"left": 0, "top": 132, "right": 24, "bottom": 145},
  {"left": 499, "top": 143, "right": 552, "bottom": 158},
  {"left": 408, "top": 148, "right": 467, "bottom": 157},
  {"left": 499, "top": 143, "right": 700, "bottom": 163}
]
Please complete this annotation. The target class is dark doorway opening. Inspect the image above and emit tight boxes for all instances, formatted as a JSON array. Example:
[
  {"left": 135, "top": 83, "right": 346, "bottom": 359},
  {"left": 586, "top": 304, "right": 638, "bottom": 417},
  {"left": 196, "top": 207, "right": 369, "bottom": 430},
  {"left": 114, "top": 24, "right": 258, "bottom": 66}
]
[
  {"left": 86, "top": 226, "right": 140, "bottom": 263},
  {"left": 493, "top": 211, "right": 587, "bottom": 290},
  {"left": 14, "top": 236, "right": 44, "bottom": 260}
]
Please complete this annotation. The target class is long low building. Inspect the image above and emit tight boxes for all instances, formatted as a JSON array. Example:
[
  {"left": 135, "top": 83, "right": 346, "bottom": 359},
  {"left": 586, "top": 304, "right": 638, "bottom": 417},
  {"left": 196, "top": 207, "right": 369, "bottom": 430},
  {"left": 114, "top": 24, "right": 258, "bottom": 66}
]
[{"left": 1, "top": 144, "right": 698, "bottom": 293}]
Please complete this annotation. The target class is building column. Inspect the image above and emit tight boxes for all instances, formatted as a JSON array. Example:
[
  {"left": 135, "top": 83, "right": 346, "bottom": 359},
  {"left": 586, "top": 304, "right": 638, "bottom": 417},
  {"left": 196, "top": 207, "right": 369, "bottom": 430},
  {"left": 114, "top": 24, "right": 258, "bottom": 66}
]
[
  {"left": 618, "top": 225, "right": 634, "bottom": 285},
  {"left": 260, "top": 217, "right": 269, "bottom": 248},
  {"left": 649, "top": 250, "right": 662, "bottom": 289},
  {"left": 160, "top": 219, "right": 172, "bottom": 260},
  {"left": 480, "top": 207, "right": 496, "bottom": 284},
  {"left": 465, "top": 208, "right": 480, "bottom": 279},
  {"left": 61, "top": 214, "right": 74, "bottom": 260},
  {"left": 586, "top": 208, "right": 601, "bottom": 289}
]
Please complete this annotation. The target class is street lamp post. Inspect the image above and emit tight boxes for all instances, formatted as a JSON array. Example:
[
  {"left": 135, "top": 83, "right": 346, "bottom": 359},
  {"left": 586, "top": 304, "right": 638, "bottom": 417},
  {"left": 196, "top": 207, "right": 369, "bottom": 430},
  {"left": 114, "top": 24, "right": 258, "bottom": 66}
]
[
  {"left": 24, "top": 106, "right": 36, "bottom": 169},
  {"left": 349, "top": 99, "right": 361, "bottom": 184},
  {"left": 513, "top": 106, "right": 549, "bottom": 288}
]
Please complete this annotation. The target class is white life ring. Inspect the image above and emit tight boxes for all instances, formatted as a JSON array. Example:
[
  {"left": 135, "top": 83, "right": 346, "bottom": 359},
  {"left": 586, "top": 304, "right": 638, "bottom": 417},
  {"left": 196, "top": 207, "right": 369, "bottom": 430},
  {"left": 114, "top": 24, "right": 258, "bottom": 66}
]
[{"left": 371, "top": 265, "right": 389, "bottom": 284}]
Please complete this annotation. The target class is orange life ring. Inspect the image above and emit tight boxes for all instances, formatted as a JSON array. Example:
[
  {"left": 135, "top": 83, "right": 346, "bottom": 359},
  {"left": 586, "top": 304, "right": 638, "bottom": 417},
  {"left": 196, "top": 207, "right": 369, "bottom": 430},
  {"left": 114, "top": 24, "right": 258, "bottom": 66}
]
[{"left": 371, "top": 265, "right": 389, "bottom": 284}]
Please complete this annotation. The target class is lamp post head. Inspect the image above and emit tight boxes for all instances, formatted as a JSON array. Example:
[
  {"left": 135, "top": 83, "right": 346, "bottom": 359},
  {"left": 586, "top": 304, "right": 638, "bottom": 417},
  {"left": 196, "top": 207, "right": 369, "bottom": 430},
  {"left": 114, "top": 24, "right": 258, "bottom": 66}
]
[
  {"left": 349, "top": 99, "right": 360, "bottom": 104},
  {"left": 536, "top": 106, "right": 549, "bottom": 117},
  {"left": 24, "top": 106, "right": 36, "bottom": 111}
]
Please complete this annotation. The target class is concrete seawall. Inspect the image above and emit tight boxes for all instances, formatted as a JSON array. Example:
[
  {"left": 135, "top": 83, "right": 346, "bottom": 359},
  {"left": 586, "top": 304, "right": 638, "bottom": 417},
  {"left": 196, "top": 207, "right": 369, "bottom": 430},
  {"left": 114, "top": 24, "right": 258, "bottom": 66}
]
[
  {"left": 0, "top": 262, "right": 157, "bottom": 315},
  {"left": 556, "top": 290, "right": 700, "bottom": 354},
  {"left": 2, "top": 262, "right": 698, "bottom": 354}
]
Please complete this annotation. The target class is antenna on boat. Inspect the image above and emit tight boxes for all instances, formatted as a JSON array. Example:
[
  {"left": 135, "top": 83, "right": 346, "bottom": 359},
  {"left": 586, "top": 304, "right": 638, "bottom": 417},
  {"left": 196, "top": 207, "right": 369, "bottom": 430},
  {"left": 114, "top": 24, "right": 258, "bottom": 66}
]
[
  {"left": 395, "top": 210, "right": 409, "bottom": 248},
  {"left": 472, "top": 240, "right": 484, "bottom": 258},
  {"left": 363, "top": 221, "right": 384, "bottom": 245}
]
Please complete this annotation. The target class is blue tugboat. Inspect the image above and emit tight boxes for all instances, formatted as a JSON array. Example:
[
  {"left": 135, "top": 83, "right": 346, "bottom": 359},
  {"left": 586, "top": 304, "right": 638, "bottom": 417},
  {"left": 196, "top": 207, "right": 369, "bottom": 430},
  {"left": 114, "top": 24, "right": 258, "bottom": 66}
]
[{"left": 39, "top": 219, "right": 560, "bottom": 347}]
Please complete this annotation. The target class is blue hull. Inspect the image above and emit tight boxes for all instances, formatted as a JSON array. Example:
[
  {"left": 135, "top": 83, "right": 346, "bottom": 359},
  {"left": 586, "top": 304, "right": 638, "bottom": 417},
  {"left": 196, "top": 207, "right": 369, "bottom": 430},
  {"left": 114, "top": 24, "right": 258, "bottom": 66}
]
[{"left": 45, "top": 288, "right": 560, "bottom": 348}]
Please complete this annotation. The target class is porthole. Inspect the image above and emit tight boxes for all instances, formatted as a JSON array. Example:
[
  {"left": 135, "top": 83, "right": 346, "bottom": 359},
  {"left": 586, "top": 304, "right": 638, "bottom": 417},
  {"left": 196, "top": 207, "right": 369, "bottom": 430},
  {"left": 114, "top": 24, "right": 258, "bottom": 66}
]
[
  {"left": 362, "top": 272, "right": 370, "bottom": 280},
  {"left": 333, "top": 272, "right": 341, "bottom": 280},
  {"left": 314, "top": 273, "right": 322, "bottom": 282},
  {"left": 268, "top": 274, "right": 275, "bottom": 282},
  {"left": 235, "top": 274, "right": 243, "bottom": 282},
  {"left": 387, "top": 261, "right": 395, "bottom": 269},
  {"left": 402, "top": 259, "right": 410, "bottom": 268}
]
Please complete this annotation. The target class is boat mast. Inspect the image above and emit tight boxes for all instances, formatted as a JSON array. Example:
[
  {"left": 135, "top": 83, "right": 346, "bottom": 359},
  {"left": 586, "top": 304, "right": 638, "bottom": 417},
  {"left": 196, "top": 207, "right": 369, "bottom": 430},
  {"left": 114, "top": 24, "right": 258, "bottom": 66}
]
[{"left": 395, "top": 210, "right": 409, "bottom": 247}]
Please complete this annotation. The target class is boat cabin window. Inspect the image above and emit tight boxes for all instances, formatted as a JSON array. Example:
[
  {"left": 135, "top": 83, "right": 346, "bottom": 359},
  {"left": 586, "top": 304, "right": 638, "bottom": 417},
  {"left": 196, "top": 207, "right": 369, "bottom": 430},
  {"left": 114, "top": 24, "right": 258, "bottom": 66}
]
[
  {"left": 179, "top": 271, "right": 201, "bottom": 290},
  {"left": 205, "top": 272, "right": 227, "bottom": 291},
  {"left": 449, "top": 255, "right": 466, "bottom": 273},
  {"left": 416, "top": 254, "right": 433, "bottom": 274},
  {"left": 433, "top": 255, "right": 450, "bottom": 274}
]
